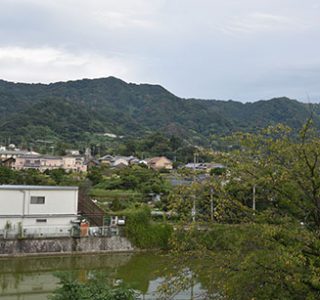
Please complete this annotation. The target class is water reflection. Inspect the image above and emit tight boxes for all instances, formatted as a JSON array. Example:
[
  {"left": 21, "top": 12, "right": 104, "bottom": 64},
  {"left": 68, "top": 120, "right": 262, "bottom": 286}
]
[{"left": 0, "top": 253, "right": 209, "bottom": 300}]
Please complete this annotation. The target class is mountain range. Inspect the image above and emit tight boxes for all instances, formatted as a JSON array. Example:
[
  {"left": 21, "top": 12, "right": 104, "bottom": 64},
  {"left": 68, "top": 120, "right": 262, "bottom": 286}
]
[{"left": 0, "top": 76, "right": 318, "bottom": 145}]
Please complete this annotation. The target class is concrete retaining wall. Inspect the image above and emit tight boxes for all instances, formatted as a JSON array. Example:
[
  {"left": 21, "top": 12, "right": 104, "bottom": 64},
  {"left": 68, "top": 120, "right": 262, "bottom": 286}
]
[{"left": 0, "top": 236, "right": 134, "bottom": 256}]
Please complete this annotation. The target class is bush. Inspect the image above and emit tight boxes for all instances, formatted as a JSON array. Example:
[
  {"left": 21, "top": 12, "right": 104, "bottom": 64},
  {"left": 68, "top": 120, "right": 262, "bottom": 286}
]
[
  {"left": 50, "top": 272, "right": 139, "bottom": 300},
  {"left": 124, "top": 205, "right": 173, "bottom": 249}
]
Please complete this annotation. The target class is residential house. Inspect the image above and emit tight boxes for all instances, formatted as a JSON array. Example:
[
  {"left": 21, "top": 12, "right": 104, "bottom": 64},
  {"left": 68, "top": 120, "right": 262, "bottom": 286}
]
[
  {"left": 0, "top": 185, "right": 79, "bottom": 237},
  {"left": 98, "top": 155, "right": 114, "bottom": 165},
  {"left": 146, "top": 156, "right": 173, "bottom": 170},
  {"left": 62, "top": 156, "right": 87, "bottom": 172},
  {"left": 86, "top": 159, "right": 100, "bottom": 169},
  {"left": 13, "top": 155, "right": 87, "bottom": 172},
  {"left": 98, "top": 155, "right": 140, "bottom": 168},
  {"left": 112, "top": 156, "right": 130, "bottom": 167},
  {"left": 14, "top": 155, "right": 63, "bottom": 171}
]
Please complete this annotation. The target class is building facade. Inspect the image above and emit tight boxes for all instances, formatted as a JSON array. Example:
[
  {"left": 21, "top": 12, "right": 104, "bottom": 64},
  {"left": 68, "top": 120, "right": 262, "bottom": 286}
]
[
  {"left": 13, "top": 155, "right": 87, "bottom": 172},
  {"left": 0, "top": 185, "right": 79, "bottom": 237}
]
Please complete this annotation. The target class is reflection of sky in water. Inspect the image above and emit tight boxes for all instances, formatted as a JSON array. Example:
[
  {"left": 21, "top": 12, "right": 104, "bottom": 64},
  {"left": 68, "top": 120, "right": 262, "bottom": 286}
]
[
  {"left": 145, "top": 277, "right": 205, "bottom": 299},
  {"left": 0, "top": 272, "right": 56, "bottom": 300},
  {"left": 0, "top": 273, "right": 205, "bottom": 300},
  {"left": 0, "top": 253, "right": 209, "bottom": 300}
]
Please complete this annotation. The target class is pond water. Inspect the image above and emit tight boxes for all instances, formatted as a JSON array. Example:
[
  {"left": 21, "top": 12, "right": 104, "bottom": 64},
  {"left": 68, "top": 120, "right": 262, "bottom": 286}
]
[{"left": 0, "top": 252, "right": 210, "bottom": 300}]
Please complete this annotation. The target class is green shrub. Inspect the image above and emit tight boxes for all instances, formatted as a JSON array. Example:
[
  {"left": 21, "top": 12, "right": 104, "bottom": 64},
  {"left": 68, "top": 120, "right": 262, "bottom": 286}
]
[
  {"left": 50, "top": 272, "right": 139, "bottom": 300},
  {"left": 124, "top": 205, "right": 173, "bottom": 249}
]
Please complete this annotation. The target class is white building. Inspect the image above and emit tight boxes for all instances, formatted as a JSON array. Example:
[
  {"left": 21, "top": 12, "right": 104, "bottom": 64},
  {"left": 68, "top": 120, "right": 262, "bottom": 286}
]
[
  {"left": 0, "top": 185, "right": 79, "bottom": 237},
  {"left": 12, "top": 155, "right": 87, "bottom": 172}
]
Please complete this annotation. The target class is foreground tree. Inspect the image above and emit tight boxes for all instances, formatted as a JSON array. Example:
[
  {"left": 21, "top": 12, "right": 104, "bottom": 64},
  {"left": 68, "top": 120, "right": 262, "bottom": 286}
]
[
  {"left": 50, "top": 272, "right": 139, "bottom": 300},
  {"left": 224, "top": 121, "right": 320, "bottom": 232},
  {"left": 161, "top": 120, "right": 320, "bottom": 299}
]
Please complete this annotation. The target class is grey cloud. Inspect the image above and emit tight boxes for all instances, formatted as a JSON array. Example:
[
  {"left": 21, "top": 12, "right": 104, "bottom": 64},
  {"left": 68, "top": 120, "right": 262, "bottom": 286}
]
[{"left": 0, "top": 0, "right": 319, "bottom": 102}]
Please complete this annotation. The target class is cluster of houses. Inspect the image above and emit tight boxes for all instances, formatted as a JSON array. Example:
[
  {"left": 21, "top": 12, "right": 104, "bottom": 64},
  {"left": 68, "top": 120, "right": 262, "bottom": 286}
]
[
  {"left": 97, "top": 155, "right": 173, "bottom": 170},
  {"left": 1, "top": 145, "right": 225, "bottom": 174},
  {"left": 0, "top": 146, "right": 173, "bottom": 172},
  {"left": 0, "top": 150, "right": 225, "bottom": 241},
  {"left": 0, "top": 147, "right": 87, "bottom": 172},
  {"left": 0, "top": 145, "right": 175, "bottom": 172}
]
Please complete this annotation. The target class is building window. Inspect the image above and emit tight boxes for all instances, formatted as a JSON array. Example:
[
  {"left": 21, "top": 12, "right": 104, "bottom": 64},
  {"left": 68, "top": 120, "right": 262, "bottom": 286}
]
[
  {"left": 30, "top": 196, "right": 45, "bottom": 204},
  {"left": 36, "top": 219, "right": 47, "bottom": 223}
]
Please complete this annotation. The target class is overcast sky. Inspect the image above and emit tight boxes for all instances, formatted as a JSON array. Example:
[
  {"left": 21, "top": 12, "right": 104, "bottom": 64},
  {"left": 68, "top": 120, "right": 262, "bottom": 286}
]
[{"left": 1, "top": 0, "right": 320, "bottom": 102}]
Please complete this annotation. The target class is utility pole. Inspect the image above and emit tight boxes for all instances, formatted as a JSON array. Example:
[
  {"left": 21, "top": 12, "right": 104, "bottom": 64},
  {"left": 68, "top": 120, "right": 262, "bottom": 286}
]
[
  {"left": 192, "top": 158, "right": 196, "bottom": 222},
  {"left": 192, "top": 194, "right": 196, "bottom": 222},
  {"left": 190, "top": 271, "right": 194, "bottom": 300},
  {"left": 210, "top": 187, "right": 214, "bottom": 222},
  {"left": 252, "top": 184, "right": 256, "bottom": 214}
]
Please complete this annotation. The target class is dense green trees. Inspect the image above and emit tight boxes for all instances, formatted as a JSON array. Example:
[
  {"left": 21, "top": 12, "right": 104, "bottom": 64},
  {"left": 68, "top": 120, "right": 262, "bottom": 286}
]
[
  {"left": 3, "top": 115, "right": 320, "bottom": 298},
  {"left": 89, "top": 165, "right": 171, "bottom": 206},
  {"left": 162, "top": 120, "right": 320, "bottom": 299},
  {"left": 1, "top": 77, "right": 319, "bottom": 149},
  {"left": 165, "top": 223, "right": 320, "bottom": 300},
  {"left": 167, "top": 121, "right": 320, "bottom": 230},
  {"left": 223, "top": 121, "right": 320, "bottom": 231}
]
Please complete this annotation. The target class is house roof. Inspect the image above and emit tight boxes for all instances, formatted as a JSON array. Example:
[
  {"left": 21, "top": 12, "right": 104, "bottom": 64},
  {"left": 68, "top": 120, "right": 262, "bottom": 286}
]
[
  {"left": 146, "top": 156, "right": 172, "bottom": 164},
  {"left": 0, "top": 150, "right": 40, "bottom": 156},
  {"left": 16, "top": 154, "right": 62, "bottom": 159},
  {"left": 0, "top": 185, "right": 78, "bottom": 191},
  {"left": 99, "top": 154, "right": 114, "bottom": 161},
  {"left": 113, "top": 156, "right": 138, "bottom": 162}
]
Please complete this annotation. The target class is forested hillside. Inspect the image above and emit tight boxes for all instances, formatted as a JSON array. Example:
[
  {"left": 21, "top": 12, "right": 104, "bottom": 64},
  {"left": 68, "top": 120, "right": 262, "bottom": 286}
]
[{"left": 0, "top": 77, "right": 318, "bottom": 145}]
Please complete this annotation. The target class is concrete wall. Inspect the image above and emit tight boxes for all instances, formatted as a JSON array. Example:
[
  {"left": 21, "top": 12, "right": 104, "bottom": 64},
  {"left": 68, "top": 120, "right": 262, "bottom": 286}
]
[{"left": 0, "top": 236, "right": 134, "bottom": 256}]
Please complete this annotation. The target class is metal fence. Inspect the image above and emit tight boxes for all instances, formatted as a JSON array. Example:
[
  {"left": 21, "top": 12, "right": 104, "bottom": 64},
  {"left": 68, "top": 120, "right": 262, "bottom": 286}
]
[
  {"left": 0, "top": 225, "right": 125, "bottom": 239},
  {"left": 87, "top": 226, "right": 125, "bottom": 237}
]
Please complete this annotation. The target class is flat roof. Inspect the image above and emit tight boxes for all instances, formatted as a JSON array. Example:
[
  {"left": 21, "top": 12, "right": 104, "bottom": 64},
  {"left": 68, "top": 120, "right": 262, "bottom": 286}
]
[{"left": 0, "top": 185, "right": 78, "bottom": 191}]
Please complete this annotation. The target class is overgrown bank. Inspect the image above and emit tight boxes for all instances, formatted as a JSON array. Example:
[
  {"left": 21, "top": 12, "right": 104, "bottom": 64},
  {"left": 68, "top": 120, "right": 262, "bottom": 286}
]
[
  {"left": 119, "top": 205, "right": 320, "bottom": 299},
  {"left": 166, "top": 222, "right": 320, "bottom": 300},
  {"left": 122, "top": 206, "right": 173, "bottom": 250}
]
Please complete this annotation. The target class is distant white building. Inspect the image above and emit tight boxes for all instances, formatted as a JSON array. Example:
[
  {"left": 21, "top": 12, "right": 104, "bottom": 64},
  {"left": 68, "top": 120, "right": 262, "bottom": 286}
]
[
  {"left": 0, "top": 185, "right": 79, "bottom": 237},
  {"left": 13, "top": 155, "right": 87, "bottom": 172},
  {"left": 65, "top": 149, "right": 80, "bottom": 156}
]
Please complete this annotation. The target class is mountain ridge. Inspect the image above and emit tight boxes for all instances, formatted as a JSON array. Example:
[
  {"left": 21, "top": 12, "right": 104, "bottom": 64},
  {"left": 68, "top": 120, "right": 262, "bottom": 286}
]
[{"left": 0, "top": 76, "right": 318, "bottom": 145}]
